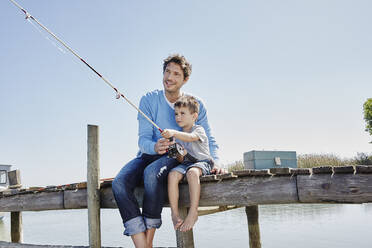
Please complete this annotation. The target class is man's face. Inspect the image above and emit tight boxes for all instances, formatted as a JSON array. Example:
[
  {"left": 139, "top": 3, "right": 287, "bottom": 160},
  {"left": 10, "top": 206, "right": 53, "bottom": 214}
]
[{"left": 163, "top": 62, "right": 188, "bottom": 94}]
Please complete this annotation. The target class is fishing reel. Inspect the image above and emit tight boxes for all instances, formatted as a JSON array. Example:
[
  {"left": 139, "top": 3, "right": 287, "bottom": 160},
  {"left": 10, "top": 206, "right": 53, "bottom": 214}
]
[
  {"left": 167, "top": 138, "right": 197, "bottom": 163},
  {"left": 168, "top": 142, "right": 187, "bottom": 163}
]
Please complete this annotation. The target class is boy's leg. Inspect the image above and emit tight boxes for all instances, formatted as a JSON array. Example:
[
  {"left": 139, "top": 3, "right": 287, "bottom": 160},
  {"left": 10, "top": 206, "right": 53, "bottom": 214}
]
[
  {"left": 145, "top": 228, "right": 156, "bottom": 248},
  {"left": 131, "top": 232, "right": 147, "bottom": 248},
  {"left": 168, "top": 170, "right": 184, "bottom": 230},
  {"left": 180, "top": 167, "right": 203, "bottom": 232}
]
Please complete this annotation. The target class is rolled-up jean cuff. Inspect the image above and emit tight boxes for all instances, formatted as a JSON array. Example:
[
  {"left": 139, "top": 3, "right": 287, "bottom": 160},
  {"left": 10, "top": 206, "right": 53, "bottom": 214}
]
[
  {"left": 123, "top": 216, "right": 146, "bottom": 236},
  {"left": 144, "top": 217, "right": 162, "bottom": 229}
]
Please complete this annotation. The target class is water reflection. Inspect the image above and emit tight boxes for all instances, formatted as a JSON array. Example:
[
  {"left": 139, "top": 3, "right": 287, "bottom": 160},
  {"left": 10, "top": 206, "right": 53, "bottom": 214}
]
[
  {"left": 0, "top": 204, "right": 371, "bottom": 248},
  {"left": 0, "top": 213, "right": 10, "bottom": 242},
  {"left": 260, "top": 203, "right": 343, "bottom": 220}
]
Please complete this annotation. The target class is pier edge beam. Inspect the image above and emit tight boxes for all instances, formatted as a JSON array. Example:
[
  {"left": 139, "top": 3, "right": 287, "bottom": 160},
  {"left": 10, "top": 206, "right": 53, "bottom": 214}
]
[
  {"left": 246, "top": 205, "right": 261, "bottom": 248},
  {"left": 87, "top": 125, "right": 101, "bottom": 248},
  {"left": 176, "top": 207, "right": 195, "bottom": 248},
  {"left": 9, "top": 170, "right": 23, "bottom": 243}
]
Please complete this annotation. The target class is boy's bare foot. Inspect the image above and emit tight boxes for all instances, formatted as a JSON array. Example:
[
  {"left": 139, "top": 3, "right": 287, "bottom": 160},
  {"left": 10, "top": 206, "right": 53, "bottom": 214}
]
[
  {"left": 179, "top": 210, "right": 198, "bottom": 232},
  {"left": 172, "top": 213, "right": 183, "bottom": 230}
]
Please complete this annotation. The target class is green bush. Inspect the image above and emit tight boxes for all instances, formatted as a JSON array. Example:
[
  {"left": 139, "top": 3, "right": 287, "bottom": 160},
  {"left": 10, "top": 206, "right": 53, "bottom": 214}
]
[
  {"left": 226, "top": 160, "right": 244, "bottom": 172},
  {"left": 364, "top": 98, "right": 372, "bottom": 143},
  {"left": 297, "top": 154, "right": 354, "bottom": 168},
  {"left": 353, "top": 152, "right": 372, "bottom": 165}
]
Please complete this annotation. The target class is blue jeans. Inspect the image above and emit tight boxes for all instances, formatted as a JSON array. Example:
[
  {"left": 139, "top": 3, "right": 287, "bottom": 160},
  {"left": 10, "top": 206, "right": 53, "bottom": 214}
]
[{"left": 112, "top": 154, "right": 179, "bottom": 236}]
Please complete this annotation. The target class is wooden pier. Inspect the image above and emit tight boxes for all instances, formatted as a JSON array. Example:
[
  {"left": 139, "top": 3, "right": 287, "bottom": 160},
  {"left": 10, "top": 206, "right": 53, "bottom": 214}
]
[{"left": 1, "top": 125, "right": 372, "bottom": 247}]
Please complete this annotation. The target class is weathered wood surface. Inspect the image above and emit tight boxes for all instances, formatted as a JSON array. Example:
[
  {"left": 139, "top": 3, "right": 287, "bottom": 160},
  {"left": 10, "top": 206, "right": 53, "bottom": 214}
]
[
  {"left": 1, "top": 166, "right": 372, "bottom": 212},
  {"left": 87, "top": 125, "right": 101, "bottom": 248},
  {"left": 298, "top": 174, "right": 372, "bottom": 203},
  {"left": 246, "top": 205, "right": 261, "bottom": 248},
  {"left": 176, "top": 207, "right": 194, "bottom": 248},
  {"left": 11, "top": 212, "right": 22, "bottom": 243},
  {"left": 9, "top": 169, "right": 23, "bottom": 243}
]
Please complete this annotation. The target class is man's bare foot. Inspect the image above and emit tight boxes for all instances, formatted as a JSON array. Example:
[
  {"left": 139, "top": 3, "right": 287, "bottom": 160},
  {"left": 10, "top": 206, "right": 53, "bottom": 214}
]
[
  {"left": 179, "top": 210, "right": 198, "bottom": 232},
  {"left": 172, "top": 213, "right": 183, "bottom": 230}
]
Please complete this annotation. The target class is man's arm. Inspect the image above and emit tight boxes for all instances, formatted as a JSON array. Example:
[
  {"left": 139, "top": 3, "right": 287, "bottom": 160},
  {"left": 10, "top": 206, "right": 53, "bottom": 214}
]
[
  {"left": 196, "top": 100, "right": 220, "bottom": 161},
  {"left": 138, "top": 95, "right": 174, "bottom": 155},
  {"left": 137, "top": 96, "right": 157, "bottom": 154}
]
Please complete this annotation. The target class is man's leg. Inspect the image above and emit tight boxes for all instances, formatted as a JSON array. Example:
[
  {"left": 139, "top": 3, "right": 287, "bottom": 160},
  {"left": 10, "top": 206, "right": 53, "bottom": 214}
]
[
  {"left": 180, "top": 167, "right": 202, "bottom": 232},
  {"left": 168, "top": 170, "right": 184, "bottom": 230},
  {"left": 142, "top": 156, "right": 179, "bottom": 246},
  {"left": 112, "top": 155, "right": 159, "bottom": 246}
]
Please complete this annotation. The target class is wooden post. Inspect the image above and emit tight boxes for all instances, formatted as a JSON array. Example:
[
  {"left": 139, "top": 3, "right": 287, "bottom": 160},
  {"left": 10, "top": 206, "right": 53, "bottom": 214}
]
[
  {"left": 87, "top": 125, "right": 101, "bottom": 248},
  {"left": 246, "top": 205, "right": 261, "bottom": 248},
  {"left": 176, "top": 207, "right": 194, "bottom": 248},
  {"left": 8, "top": 170, "right": 23, "bottom": 243}
]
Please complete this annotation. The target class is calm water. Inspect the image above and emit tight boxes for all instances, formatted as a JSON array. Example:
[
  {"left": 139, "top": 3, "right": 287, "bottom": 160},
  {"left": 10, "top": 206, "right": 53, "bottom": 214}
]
[{"left": 1, "top": 204, "right": 372, "bottom": 247}]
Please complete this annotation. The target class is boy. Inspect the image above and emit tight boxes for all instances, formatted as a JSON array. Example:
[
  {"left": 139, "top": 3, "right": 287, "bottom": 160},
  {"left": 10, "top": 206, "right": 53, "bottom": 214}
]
[{"left": 161, "top": 95, "right": 214, "bottom": 232}]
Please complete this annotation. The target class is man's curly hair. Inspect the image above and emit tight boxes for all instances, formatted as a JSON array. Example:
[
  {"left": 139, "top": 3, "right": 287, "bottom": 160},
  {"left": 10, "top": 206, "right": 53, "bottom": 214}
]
[{"left": 163, "top": 54, "right": 192, "bottom": 79}]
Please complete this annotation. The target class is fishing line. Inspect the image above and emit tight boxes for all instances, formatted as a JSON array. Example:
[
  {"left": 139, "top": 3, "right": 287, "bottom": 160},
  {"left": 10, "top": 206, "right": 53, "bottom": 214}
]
[
  {"left": 26, "top": 18, "right": 66, "bottom": 54},
  {"left": 8, "top": 0, "right": 163, "bottom": 132}
]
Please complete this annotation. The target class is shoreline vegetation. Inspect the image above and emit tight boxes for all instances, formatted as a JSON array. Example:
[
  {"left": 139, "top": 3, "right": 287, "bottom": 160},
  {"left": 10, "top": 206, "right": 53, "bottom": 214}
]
[{"left": 226, "top": 152, "right": 372, "bottom": 172}]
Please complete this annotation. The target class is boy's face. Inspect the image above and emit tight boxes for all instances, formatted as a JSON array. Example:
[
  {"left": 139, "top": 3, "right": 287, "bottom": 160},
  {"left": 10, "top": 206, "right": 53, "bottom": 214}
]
[{"left": 174, "top": 106, "right": 197, "bottom": 129}]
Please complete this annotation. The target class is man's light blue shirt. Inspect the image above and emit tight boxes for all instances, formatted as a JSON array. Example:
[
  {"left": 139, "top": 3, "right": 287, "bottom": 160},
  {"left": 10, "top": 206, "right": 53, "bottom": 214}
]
[{"left": 137, "top": 89, "right": 219, "bottom": 162}]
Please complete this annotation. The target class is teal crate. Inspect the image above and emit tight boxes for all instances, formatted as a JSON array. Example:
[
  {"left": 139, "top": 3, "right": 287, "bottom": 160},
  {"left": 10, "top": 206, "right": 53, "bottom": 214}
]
[{"left": 243, "top": 150, "right": 297, "bottom": 169}]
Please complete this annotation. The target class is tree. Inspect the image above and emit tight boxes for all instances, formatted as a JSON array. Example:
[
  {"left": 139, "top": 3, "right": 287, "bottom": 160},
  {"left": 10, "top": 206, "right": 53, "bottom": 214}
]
[{"left": 364, "top": 98, "right": 372, "bottom": 143}]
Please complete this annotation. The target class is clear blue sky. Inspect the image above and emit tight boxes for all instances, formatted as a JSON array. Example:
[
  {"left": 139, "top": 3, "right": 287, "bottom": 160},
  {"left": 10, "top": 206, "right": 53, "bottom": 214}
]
[{"left": 1, "top": 0, "right": 371, "bottom": 186}]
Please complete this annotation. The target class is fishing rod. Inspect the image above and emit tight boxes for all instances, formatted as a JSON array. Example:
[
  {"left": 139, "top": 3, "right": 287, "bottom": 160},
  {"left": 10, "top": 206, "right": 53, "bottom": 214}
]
[
  {"left": 8, "top": 0, "right": 163, "bottom": 133},
  {"left": 9, "top": 0, "right": 200, "bottom": 163}
]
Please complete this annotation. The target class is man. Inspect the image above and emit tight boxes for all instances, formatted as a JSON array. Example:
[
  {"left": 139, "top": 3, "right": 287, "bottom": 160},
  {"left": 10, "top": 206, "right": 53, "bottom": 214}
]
[{"left": 112, "top": 54, "right": 221, "bottom": 248}]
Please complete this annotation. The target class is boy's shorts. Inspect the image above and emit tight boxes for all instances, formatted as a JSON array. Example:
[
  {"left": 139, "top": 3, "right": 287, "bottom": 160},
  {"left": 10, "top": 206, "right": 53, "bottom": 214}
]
[{"left": 171, "top": 159, "right": 213, "bottom": 176}]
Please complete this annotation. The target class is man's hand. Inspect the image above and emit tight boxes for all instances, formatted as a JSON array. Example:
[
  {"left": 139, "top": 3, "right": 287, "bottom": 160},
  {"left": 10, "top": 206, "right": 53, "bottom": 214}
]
[
  {"left": 154, "top": 138, "right": 174, "bottom": 155},
  {"left": 161, "top": 129, "right": 176, "bottom": 139},
  {"left": 210, "top": 164, "right": 228, "bottom": 174}
]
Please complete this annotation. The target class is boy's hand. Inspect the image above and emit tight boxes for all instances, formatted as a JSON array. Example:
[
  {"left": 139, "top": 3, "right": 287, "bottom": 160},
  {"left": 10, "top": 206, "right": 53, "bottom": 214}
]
[{"left": 161, "top": 129, "right": 176, "bottom": 139}]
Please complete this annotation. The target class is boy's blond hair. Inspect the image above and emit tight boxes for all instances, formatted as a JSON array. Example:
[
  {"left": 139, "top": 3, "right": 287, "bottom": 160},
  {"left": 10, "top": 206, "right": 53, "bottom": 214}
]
[{"left": 174, "top": 95, "right": 199, "bottom": 115}]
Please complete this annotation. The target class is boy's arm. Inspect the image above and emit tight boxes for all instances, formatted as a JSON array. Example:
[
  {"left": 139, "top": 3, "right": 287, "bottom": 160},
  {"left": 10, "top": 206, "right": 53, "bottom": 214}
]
[{"left": 161, "top": 129, "right": 199, "bottom": 142}]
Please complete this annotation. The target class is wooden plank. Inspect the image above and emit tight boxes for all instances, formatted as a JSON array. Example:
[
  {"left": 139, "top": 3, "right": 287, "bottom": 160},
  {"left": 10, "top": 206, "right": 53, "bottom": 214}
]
[
  {"left": 87, "top": 125, "right": 101, "bottom": 248},
  {"left": 333, "top": 166, "right": 355, "bottom": 174},
  {"left": 178, "top": 175, "right": 298, "bottom": 207},
  {"left": 269, "top": 168, "right": 290, "bottom": 175},
  {"left": 199, "top": 175, "right": 217, "bottom": 182},
  {"left": 215, "top": 172, "right": 238, "bottom": 180},
  {"left": 312, "top": 166, "right": 333, "bottom": 174},
  {"left": 246, "top": 205, "right": 261, "bottom": 248},
  {"left": 289, "top": 168, "right": 311, "bottom": 175},
  {"left": 0, "top": 191, "right": 64, "bottom": 212},
  {"left": 197, "top": 205, "right": 241, "bottom": 216},
  {"left": 355, "top": 165, "right": 372, "bottom": 174},
  {"left": 9, "top": 169, "right": 23, "bottom": 243},
  {"left": 11, "top": 212, "right": 23, "bottom": 243},
  {"left": 233, "top": 169, "right": 271, "bottom": 177},
  {"left": 297, "top": 174, "right": 372, "bottom": 203},
  {"left": 64, "top": 189, "right": 87, "bottom": 209}
]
